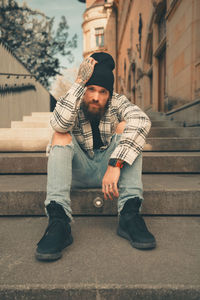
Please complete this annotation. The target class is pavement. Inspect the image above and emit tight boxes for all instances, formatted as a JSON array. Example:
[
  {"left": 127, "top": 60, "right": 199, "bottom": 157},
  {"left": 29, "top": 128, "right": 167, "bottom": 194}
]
[{"left": 0, "top": 216, "right": 200, "bottom": 299}]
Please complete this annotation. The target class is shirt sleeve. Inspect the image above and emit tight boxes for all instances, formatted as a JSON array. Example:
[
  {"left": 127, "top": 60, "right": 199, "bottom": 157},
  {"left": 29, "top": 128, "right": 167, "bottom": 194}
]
[
  {"left": 50, "top": 83, "right": 85, "bottom": 133},
  {"left": 110, "top": 95, "right": 151, "bottom": 165}
]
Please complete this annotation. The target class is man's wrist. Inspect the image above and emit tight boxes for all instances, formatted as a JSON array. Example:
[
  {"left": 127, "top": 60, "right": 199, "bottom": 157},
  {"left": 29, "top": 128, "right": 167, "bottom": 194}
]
[{"left": 108, "top": 158, "right": 125, "bottom": 169}]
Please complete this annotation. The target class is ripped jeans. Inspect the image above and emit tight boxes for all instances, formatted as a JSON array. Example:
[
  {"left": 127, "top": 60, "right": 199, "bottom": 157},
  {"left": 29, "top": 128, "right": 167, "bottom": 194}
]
[{"left": 45, "top": 134, "right": 143, "bottom": 220}]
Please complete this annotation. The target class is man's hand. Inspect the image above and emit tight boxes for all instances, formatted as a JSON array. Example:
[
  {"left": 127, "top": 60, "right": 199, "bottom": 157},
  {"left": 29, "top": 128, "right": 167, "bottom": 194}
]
[
  {"left": 75, "top": 56, "right": 97, "bottom": 86},
  {"left": 102, "top": 166, "right": 120, "bottom": 200}
]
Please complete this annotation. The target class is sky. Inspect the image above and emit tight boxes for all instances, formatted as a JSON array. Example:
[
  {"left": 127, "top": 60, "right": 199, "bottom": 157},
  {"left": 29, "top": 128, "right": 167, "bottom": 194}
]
[{"left": 17, "top": 0, "right": 86, "bottom": 74}]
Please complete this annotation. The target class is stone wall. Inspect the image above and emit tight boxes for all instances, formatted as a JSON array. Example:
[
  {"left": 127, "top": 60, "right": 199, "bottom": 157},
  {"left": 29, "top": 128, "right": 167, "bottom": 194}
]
[
  {"left": 0, "top": 41, "right": 50, "bottom": 128},
  {"left": 166, "top": 0, "right": 200, "bottom": 109},
  {"left": 166, "top": 99, "right": 200, "bottom": 126},
  {"left": 114, "top": 0, "right": 200, "bottom": 119}
]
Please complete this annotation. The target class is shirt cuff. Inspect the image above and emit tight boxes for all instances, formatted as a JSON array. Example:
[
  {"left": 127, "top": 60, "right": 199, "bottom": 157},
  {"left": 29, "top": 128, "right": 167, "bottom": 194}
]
[{"left": 110, "top": 144, "right": 140, "bottom": 165}]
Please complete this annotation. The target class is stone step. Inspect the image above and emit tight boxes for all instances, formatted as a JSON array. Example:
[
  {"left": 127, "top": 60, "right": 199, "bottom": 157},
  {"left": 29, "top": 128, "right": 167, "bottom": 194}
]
[
  {"left": 0, "top": 139, "right": 48, "bottom": 152},
  {"left": 31, "top": 112, "right": 52, "bottom": 117},
  {"left": 151, "top": 120, "right": 182, "bottom": 127},
  {"left": 147, "top": 111, "right": 166, "bottom": 120},
  {"left": 145, "top": 137, "right": 200, "bottom": 151},
  {"left": 0, "top": 128, "right": 51, "bottom": 135},
  {"left": 0, "top": 216, "right": 199, "bottom": 299},
  {"left": 0, "top": 128, "right": 52, "bottom": 151},
  {"left": 23, "top": 116, "right": 51, "bottom": 122},
  {"left": 143, "top": 152, "right": 200, "bottom": 173},
  {"left": 25, "top": 117, "right": 178, "bottom": 127},
  {"left": 0, "top": 174, "right": 200, "bottom": 216},
  {"left": 149, "top": 127, "right": 200, "bottom": 137},
  {"left": 13, "top": 115, "right": 181, "bottom": 128},
  {"left": 11, "top": 121, "right": 50, "bottom": 128},
  {"left": 2, "top": 126, "right": 200, "bottom": 138},
  {"left": 0, "top": 152, "right": 199, "bottom": 174},
  {"left": 0, "top": 135, "right": 199, "bottom": 152}
]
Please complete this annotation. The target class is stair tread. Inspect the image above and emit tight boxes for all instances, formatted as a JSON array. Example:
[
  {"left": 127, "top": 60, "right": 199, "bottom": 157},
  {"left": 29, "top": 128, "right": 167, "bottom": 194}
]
[
  {"left": 0, "top": 152, "right": 200, "bottom": 157},
  {"left": 0, "top": 216, "right": 199, "bottom": 299},
  {"left": 1, "top": 174, "right": 199, "bottom": 216},
  {"left": 143, "top": 152, "right": 200, "bottom": 156},
  {"left": 0, "top": 152, "right": 199, "bottom": 174},
  {"left": 0, "top": 134, "right": 200, "bottom": 140},
  {"left": 1, "top": 174, "right": 200, "bottom": 192}
]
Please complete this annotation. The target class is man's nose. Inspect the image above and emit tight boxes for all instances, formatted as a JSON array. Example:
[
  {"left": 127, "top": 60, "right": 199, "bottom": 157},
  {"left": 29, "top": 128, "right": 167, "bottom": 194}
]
[{"left": 93, "top": 92, "right": 100, "bottom": 101}]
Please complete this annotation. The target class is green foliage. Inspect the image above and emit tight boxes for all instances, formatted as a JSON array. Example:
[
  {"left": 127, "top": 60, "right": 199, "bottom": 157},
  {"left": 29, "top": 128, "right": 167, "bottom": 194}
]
[{"left": 0, "top": 0, "right": 77, "bottom": 88}]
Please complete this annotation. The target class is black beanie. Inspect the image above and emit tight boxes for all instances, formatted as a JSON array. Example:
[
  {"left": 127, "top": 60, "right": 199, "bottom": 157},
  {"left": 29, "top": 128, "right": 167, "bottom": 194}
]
[{"left": 85, "top": 52, "right": 115, "bottom": 96}]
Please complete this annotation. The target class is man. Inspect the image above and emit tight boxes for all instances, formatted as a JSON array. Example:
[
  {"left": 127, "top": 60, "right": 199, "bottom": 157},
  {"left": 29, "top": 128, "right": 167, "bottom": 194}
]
[{"left": 35, "top": 52, "right": 156, "bottom": 261}]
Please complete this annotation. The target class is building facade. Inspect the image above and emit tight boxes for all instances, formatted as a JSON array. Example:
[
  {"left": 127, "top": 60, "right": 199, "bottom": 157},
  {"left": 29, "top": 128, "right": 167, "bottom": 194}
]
[
  {"left": 82, "top": 0, "right": 117, "bottom": 87},
  {"left": 80, "top": 0, "right": 200, "bottom": 126}
]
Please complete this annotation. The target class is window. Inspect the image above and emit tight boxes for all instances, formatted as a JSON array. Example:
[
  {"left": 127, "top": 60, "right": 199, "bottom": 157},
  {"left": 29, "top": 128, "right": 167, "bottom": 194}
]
[{"left": 95, "top": 27, "right": 104, "bottom": 47}]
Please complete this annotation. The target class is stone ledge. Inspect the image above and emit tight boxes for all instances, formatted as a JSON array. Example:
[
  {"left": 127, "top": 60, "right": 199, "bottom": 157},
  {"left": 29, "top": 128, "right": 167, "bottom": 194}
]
[
  {"left": 0, "top": 216, "right": 199, "bottom": 300},
  {"left": 0, "top": 174, "right": 200, "bottom": 215}
]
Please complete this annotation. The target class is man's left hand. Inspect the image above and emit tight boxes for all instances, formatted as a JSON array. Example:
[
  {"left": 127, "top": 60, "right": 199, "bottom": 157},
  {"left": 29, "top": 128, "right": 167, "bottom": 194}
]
[{"left": 102, "top": 166, "right": 120, "bottom": 200}]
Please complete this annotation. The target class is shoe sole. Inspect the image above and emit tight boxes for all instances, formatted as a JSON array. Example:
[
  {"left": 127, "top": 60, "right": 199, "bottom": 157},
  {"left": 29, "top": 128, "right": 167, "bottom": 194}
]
[
  {"left": 35, "top": 250, "right": 62, "bottom": 261},
  {"left": 117, "top": 226, "right": 156, "bottom": 250},
  {"left": 35, "top": 236, "right": 73, "bottom": 261}
]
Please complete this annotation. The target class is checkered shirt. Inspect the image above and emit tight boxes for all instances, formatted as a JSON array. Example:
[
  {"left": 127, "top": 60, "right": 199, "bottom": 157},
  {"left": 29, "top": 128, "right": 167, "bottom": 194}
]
[{"left": 50, "top": 83, "right": 151, "bottom": 165}]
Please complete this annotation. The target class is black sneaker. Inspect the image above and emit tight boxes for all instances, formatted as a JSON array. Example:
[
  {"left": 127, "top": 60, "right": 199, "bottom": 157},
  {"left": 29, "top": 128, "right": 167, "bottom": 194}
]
[
  {"left": 117, "top": 198, "right": 156, "bottom": 249},
  {"left": 35, "top": 201, "right": 73, "bottom": 261}
]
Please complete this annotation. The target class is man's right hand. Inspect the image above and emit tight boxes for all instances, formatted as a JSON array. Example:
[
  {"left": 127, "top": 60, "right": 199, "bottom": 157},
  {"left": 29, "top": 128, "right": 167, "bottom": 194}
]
[{"left": 75, "top": 56, "right": 97, "bottom": 86}]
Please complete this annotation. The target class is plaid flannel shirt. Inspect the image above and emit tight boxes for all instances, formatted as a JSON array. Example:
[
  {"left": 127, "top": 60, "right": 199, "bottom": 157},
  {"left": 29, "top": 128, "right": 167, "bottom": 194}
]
[{"left": 50, "top": 82, "right": 151, "bottom": 165}]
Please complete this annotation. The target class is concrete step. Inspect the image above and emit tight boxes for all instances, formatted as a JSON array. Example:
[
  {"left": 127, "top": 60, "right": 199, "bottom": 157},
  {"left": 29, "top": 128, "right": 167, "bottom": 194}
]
[
  {"left": 0, "top": 135, "right": 199, "bottom": 152},
  {"left": 145, "top": 137, "right": 200, "bottom": 151},
  {"left": 3, "top": 127, "right": 200, "bottom": 138},
  {"left": 12, "top": 120, "right": 182, "bottom": 129},
  {"left": 0, "top": 152, "right": 199, "bottom": 174},
  {"left": 0, "top": 128, "right": 52, "bottom": 152},
  {"left": 149, "top": 127, "right": 200, "bottom": 137},
  {"left": 151, "top": 120, "right": 182, "bottom": 127},
  {"left": 23, "top": 116, "right": 51, "bottom": 122},
  {"left": 27, "top": 115, "right": 179, "bottom": 127},
  {"left": 0, "top": 216, "right": 199, "bottom": 299},
  {"left": 147, "top": 111, "right": 166, "bottom": 120},
  {"left": 11, "top": 121, "right": 50, "bottom": 128},
  {"left": 0, "top": 174, "right": 200, "bottom": 216},
  {"left": 13, "top": 115, "right": 180, "bottom": 128},
  {"left": 0, "top": 139, "right": 48, "bottom": 152},
  {"left": 0, "top": 128, "right": 51, "bottom": 136},
  {"left": 31, "top": 112, "right": 52, "bottom": 117}
]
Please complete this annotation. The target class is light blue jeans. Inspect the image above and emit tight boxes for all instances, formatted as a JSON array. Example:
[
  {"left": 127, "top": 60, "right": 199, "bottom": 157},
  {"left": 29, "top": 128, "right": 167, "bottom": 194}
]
[{"left": 45, "top": 134, "right": 143, "bottom": 220}]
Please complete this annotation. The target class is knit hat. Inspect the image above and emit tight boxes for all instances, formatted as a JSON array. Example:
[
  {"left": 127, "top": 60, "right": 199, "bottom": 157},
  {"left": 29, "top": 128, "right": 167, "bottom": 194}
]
[{"left": 85, "top": 52, "right": 115, "bottom": 96}]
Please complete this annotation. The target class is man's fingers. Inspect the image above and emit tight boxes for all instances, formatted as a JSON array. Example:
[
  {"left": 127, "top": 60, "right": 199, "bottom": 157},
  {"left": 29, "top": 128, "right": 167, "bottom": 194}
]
[
  {"left": 102, "top": 184, "right": 108, "bottom": 200},
  {"left": 102, "top": 183, "right": 118, "bottom": 200},
  {"left": 90, "top": 58, "right": 97, "bottom": 65},
  {"left": 86, "top": 57, "right": 97, "bottom": 65},
  {"left": 107, "top": 184, "right": 113, "bottom": 200},
  {"left": 112, "top": 182, "right": 119, "bottom": 198}
]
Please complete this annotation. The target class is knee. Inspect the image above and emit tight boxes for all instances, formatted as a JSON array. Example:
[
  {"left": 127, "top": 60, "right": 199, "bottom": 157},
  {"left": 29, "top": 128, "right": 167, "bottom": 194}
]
[
  {"left": 115, "top": 121, "right": 126, "bottom": 134},
  {"left": 51, "top": 131, "right": 72, "bottom": 146}
]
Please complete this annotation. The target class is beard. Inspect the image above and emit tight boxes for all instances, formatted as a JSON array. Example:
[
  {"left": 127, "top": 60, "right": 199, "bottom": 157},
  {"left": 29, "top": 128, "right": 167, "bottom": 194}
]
[{"left": 81, "top": 99, "right": 109, "bottom": 122}]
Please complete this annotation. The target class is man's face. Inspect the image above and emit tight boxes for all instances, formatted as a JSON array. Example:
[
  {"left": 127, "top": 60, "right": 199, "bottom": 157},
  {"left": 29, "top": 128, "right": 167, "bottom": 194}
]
[{"left": 82, "top": 85, "right": 110, "bottom": 121}]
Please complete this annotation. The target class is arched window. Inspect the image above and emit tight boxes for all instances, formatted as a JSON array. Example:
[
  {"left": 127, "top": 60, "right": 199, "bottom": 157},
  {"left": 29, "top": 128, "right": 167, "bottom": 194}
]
[{"left": 95, "top": 27, "right": 104, "bottom": 47}]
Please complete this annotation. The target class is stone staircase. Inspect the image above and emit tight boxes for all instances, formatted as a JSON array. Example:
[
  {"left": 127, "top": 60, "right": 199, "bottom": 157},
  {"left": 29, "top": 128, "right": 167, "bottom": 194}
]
[{"left": 0, "top": 111, "right": 200, "bottom": 299}]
